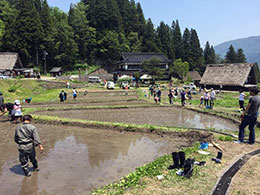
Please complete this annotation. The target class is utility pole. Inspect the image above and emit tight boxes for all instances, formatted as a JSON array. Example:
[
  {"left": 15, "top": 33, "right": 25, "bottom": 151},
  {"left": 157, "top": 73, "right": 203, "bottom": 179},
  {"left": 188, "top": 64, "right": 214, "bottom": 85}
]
[{"left": 43, "top": 51, "right": 48, "bottom": 75}]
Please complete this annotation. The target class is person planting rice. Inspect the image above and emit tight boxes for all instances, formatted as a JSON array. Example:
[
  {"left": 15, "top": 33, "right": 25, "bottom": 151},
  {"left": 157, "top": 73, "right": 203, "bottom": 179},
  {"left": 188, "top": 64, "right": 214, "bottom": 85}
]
[
  {"left": 0, "top": 103, "right": 14, "bottom": 121},
  {"left": 12, "top": 100, "right": 22, "bottom": 124}
]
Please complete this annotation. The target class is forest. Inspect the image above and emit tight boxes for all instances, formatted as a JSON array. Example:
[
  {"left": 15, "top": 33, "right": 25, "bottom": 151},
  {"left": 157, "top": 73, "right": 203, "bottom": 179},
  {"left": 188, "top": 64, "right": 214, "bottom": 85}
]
[{"left": 0, "top": 0, "right": 247, "bottom": 75}]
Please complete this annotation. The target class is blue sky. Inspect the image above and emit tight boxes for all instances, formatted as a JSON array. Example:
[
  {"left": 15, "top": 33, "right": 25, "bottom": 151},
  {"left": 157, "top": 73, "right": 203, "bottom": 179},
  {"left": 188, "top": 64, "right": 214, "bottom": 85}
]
[{"left": 48, "top": 0, "right": 260, "bottom": 47}]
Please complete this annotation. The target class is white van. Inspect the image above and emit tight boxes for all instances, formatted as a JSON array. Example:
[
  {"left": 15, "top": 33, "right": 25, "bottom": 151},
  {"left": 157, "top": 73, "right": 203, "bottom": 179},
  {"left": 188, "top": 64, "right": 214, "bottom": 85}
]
[{"left": 88, "top": 76, "right": 101, "bottom": 83}]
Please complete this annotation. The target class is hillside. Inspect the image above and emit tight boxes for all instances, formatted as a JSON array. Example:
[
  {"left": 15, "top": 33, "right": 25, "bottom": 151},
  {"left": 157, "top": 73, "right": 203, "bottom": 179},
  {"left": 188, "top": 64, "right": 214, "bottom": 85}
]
[{"left": 214, "top": 36, "right": 260, "bottom": 64}]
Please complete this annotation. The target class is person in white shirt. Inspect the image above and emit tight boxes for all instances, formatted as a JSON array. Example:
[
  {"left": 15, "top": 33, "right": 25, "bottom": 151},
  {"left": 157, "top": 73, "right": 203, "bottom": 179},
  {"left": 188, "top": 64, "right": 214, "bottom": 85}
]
[
  {"left": 239, "top": 90, "right": 246, "bottom": 111},
  {"left": 210, "top": 88, "right": 216, "bottom": 108}
]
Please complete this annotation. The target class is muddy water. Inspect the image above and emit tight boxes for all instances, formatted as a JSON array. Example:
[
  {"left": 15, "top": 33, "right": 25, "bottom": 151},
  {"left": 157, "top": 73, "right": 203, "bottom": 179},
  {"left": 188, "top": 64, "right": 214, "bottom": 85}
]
[
  {"left": 0, "top": 119, "right": 187, "bottom": 195},
  {"left": 38, "top": 107, "right": 238, "bottom": 131},
  {"left": 23, "top": 100, "right": 149, "bottom": 108}
]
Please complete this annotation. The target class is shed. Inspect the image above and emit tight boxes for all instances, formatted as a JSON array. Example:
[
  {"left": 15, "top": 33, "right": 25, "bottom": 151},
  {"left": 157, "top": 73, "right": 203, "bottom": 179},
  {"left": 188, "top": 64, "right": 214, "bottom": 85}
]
[
  {"left": 200, "top": 63, "right": 257, "bottom": 90},
  {"left": 50, "top": 67, "right": 62, "bottom": 77},
  {"left": 183, "top": 71, "right": 201, "bottom": 86},
  {"left": 0, "top": 52, "right": 23, "bottom": 76}
]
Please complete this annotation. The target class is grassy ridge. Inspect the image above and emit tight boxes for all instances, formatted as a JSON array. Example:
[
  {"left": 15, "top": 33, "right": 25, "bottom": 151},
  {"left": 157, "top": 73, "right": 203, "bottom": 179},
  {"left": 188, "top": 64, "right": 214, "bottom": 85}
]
[{"left": 0, "top": 80, "right": 62, "bottom": 103}]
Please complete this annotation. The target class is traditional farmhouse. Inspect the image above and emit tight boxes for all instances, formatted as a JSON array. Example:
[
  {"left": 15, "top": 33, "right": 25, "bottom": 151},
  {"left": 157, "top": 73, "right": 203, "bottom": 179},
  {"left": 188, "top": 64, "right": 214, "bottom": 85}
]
[
  {"left": 87, "top": 68, "right": 113, "bottom": 81},
  {"left": 200, "top": 63, "right": 258, "bottom": 90},
  {"left": 184, "top": 71, "right": 202, "bottom": 86},
  {"left": 0, "top": 52, "right": 23, "bottom": 76},
  {"left": 114, "top": 52, "right": 172, "bottom": 79},
  {"left": 50, "top": 67, "right": 62, "bottom": 77}
]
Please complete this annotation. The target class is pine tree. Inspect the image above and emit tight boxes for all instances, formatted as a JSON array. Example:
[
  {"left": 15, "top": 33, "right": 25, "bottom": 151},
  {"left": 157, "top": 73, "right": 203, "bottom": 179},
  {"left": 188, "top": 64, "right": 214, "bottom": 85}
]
[
  {"left": 189, "top": 29, "right": 204, "bottom": 72},
  {"left": 142, "top": 18, "right": 159, "bottom": 52},
  {"left": 136, "top": 2, "right": 145, "bottom": 37},
  {"left": 225, "top": 45, "right": 237, "bottom": 63},
  {"left": 182, "top": 28, "right": 191, "bottom": 62},
  {"left": 3, "top": 0, "right": 43, "bottom": 66},
  {"left": 106, "top": 0, "right": 122, "bottom": 31},
  {"left": 204, "top": 41, "right": 216, "bottom": 64},
  {"left": 156, "top": 22, "right": 174, "bottom": 59},
  {"left": 172, "top": 20, "right": 182, "bottom": 59},
  {"left": 236, "top": 48, "right": 246, "bottom": 63}
]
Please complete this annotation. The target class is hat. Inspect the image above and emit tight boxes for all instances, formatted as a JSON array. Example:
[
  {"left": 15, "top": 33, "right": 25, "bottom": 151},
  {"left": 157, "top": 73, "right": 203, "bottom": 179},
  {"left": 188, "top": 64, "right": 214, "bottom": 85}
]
[
  {"left": 0, "top": 92, "right": 2, "bottom": 95},
  {"left": 15, "top": 100, "right": 20, "bottom": 105}
]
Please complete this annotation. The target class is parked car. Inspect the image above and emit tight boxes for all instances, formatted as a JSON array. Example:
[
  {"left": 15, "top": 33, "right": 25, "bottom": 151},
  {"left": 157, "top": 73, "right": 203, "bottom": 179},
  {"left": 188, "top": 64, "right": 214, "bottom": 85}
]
[
  {"left": 0, "top": 75, "right": 9, "bottom": 79},
  {"left": 107, "top": 81, "right": 115, "bottom": 89},
  {"left": 183, "top": 83, "right": 197, "bottom": 90},
  {"left": 121, "top": 81, "right": 130, "bottom": 89},
  {"left": 88, "top": 76, "right": 101, "bottom": 83}
]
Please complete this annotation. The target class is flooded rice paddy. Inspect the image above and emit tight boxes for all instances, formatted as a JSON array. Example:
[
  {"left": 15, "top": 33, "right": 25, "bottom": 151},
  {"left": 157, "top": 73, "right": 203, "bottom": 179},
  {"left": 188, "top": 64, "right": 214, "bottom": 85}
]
[
  {"left": 0, "top": 120, "right": 188, "bottom": 195},
  {"left": 37, "top": 106, "right": 238, "bottom": 131}
]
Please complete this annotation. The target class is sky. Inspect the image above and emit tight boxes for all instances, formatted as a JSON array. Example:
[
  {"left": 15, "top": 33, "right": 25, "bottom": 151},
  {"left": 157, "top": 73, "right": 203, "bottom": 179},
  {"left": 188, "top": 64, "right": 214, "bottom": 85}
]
[{"left": 48, "top": 0, "right": 260, "bottom": 47}]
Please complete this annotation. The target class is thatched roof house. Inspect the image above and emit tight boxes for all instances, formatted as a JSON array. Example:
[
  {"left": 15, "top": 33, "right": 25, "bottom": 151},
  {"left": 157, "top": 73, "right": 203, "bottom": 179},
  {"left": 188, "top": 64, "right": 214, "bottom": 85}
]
[
  {"left": 200, "top": 63, "right": 257, "bottom": 90},
  {"left": 88, "top": 68, "right": 113, "bottom": 81},
  {"left": 184, "top": 71, "right": 201, "bottom": 85},
  {"left": 0, "top": 52, "right": 23, "bottom": 75}
]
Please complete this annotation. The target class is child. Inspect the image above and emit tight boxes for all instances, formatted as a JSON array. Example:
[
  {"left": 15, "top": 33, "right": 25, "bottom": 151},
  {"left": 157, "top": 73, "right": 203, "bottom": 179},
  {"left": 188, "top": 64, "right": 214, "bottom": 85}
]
[
  {"left": 199, "top": 96, "right": 204, "bottom": 107},
  {"left": 12, "top": 100, "right": 22, "bottom": 123},
  {"left": 72, "top": 88, "right": 77, "bottom": 100},
  {"left": 168, "top": 90, "right": 173, "bottom": 104}
]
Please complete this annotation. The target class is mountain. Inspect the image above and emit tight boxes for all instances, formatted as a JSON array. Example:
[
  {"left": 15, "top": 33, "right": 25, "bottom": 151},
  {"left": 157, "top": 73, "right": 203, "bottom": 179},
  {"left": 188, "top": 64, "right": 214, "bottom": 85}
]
[{"left": 214, "top": 36, "right": 260, "bottom": 65}]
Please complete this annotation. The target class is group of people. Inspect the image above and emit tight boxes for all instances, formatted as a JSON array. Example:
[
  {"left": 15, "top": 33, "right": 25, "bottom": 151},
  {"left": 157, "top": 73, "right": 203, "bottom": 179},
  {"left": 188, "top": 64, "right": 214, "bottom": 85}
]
[
  {"left": 59, "top": 88, "right": 78, "bottom": 102},
  {"left": 149, "top": 86, "right": 162, "bottom": 103},
  {"left": 199, "top": 88, "right": 216, "bottom": 108},
  {"left": 0, "top": 92, "right": 23, "bottom": 123}
]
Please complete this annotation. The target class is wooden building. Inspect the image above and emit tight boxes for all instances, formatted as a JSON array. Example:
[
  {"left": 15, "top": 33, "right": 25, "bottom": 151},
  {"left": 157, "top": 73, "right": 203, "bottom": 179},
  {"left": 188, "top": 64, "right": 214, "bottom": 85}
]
[
  {"left": 200, "top": 63, "right": 258, "bottom": 90},
  {"left": 50, "top": 67, "right": 62, "bottom": 77},
  {"left": 0, "top": 52, "right": 23, "bottom": 76},
  {"left": 114, "top": 52, "right": 172, "bottom": 79},
  {"left": 184, "top": 71, "right": 202, "bottom": 86}
]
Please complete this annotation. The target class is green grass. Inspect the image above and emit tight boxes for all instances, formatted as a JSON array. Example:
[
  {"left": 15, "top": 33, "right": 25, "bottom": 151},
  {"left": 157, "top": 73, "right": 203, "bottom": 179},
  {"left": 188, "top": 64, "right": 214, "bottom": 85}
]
[{"left": 0, "top": 79, "right": 64, "bottom": 103}]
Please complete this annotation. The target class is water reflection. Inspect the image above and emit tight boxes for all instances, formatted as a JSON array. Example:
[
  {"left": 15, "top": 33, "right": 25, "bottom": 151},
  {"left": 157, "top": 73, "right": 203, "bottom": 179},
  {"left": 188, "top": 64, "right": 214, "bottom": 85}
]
[{"left": 0, "top": 123, "right": 183, "bottom": 195}]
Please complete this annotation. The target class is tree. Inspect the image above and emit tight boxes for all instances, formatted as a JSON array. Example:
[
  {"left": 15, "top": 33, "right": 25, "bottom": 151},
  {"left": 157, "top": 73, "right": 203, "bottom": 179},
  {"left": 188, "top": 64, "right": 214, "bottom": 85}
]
[
  {"left": 225, "top": 45, "right": 237, "bottom": 63},
  {"left": 189, "top": 29, "right": 204, "bottom": 73},
  {"left": 127, "top": 32, "right": 141, "bottom": 52},
  {"left": 136, "top": 2, "right": 145, "bottom": 37},
  {"left": 142, "top": 18, "right": 159, "bottom": 52},
  {"left": 141, "top": 57, "right": 165, "bottom": 81},
  {"left": 204, "top": 41, "right": 216, "bottom": 64},
  {"left": 182, "top": 28, "right": 191, "bottom": 62},
  {"left": 236, "top": 48, "right": 247, "bottom": 63},
  {"left": 3, "top": 0, "right": 43, "bottom": 66},
  {"left": 156, "top": 22, "right": 174, "bottom": 59},
  {"left": 171, "top": 58, "right": 189, "bottom": 81},
  {"left": 172, "top": 20, "right": 182, "bottom": 59}
]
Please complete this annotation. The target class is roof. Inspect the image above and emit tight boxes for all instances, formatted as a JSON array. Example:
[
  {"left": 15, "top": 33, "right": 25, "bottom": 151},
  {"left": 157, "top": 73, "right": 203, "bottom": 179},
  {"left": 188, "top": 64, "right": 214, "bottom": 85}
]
[
  {"left": 50, "top": 67, "right": 62, "bottom": 72},
  {"left": 184, "top": 71, "right": 201, "bottom": 81},
  {"left": 120, "top": 52, "right": 171, "bottom": 64},
  {"left": 200, "top": 63, "right": 255, "bottom": 87},
  {"left": 0, "top": 52, "right": 23, "bottom": 70}
]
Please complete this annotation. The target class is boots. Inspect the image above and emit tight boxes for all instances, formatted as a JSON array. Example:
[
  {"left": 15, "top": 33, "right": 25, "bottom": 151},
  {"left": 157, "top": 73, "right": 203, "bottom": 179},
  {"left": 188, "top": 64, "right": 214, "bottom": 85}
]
[
  {"left": 183, "top": 158, "right": 195, "bottom": 178},
  {"left": 22, "top": 167, "right": 31, "bottom": 177},
  {"left": 211, "top": 151, "right": 222, "bottom": 163},
  {"left": 33, "top": 162, "right": 40, "bottom": 171},
  {"left": 168, "top": 152, "right": 179, "bottom": 169},
  {"left": 179, "top": 152, "right": 185, "bottom": 168}
]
